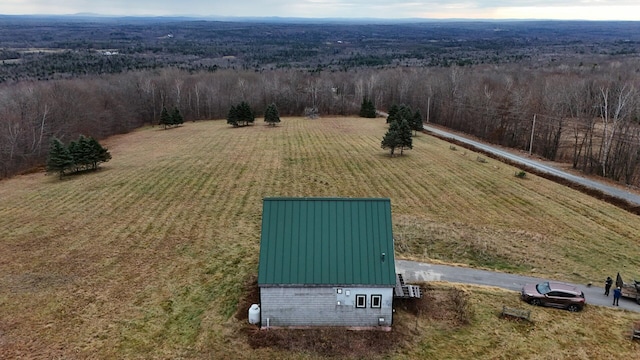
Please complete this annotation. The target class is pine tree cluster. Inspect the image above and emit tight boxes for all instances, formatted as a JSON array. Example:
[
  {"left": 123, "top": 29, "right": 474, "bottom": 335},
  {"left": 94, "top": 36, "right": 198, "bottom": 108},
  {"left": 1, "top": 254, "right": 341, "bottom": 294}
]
[
  {"left": 46, "top": 135, "right": 111, "bottom": 178},
  {"left": 227, "top": 101, "right": 255, "bottom": 127},
  {"left": 359, "top": 97, "right": 377, "bottom": 118},
  {"left": 381, "top": 104, "right": 422, "bottom": 156},
  {"left": 159, "top": 106, "right": 184, "bottom": 129},
  {"left": 386, "top": 104, "right": 423, "bottom": 134}
]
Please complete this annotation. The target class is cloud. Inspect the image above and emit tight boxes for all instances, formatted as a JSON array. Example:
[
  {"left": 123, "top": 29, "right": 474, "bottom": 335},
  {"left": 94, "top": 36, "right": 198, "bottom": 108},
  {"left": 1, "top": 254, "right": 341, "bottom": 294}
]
[{"left": 1, "top": 0, "right": 639, "bottom": 19}]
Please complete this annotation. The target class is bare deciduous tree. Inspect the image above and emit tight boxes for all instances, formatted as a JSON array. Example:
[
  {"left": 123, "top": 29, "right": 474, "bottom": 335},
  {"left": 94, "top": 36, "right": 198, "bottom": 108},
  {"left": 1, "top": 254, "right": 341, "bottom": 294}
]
[{"left": 598, "top": 83, "right": 635, "bottom": 178}]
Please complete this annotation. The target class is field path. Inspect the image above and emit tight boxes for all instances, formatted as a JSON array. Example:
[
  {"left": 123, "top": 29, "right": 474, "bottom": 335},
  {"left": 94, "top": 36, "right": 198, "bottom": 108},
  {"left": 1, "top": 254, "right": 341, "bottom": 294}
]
[{"left": 396, "top": 259, "right": 640, "bottom": 312}]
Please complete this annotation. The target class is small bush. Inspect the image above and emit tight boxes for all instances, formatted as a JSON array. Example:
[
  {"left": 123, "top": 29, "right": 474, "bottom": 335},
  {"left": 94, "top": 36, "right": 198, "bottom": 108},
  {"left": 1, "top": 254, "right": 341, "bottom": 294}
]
[
  {"left": 451, "top": 288, "right": 474, "bottom": 325},
  {"left": 304, "top": 106, "right": 319, "bottom": 119},
  {"left": 449, "top": 145, "right": 457, "bottom": 151},
  {"left": 515, "top": 170, "right": 527, "bottom": 178}
]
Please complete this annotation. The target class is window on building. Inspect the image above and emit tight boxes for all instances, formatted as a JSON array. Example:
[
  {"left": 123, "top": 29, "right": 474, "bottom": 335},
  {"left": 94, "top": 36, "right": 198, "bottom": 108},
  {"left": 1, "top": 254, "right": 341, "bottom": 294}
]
[
  {"left": 356, "top": 294, "right": 366, "bottom": 308},
  {"left": 371, "top": 295, "right": 382, "bottom": 308}
]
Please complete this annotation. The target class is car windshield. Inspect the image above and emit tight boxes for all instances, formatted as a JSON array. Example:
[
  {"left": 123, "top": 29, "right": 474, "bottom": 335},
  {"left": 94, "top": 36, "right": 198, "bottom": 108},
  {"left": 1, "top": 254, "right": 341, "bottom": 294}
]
[{"left": 536, "top": 282, "right": 551, "bottom": 295}]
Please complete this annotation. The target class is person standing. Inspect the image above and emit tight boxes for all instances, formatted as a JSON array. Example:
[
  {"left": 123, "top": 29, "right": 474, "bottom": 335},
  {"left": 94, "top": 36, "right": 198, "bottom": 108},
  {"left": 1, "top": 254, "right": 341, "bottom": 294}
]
[
  {"left": 613, "top": 287, "right": 622, "bottom": 306},
  {"left": 605, "top": 276, "right": 613, "bottom": 296}
]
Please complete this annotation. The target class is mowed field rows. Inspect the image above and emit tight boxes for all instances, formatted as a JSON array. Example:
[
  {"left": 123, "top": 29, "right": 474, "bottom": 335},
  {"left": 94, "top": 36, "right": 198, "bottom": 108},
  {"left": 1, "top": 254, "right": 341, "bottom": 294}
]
[{"left": 1, "top": 117, "right": 640, "bottom": 359}]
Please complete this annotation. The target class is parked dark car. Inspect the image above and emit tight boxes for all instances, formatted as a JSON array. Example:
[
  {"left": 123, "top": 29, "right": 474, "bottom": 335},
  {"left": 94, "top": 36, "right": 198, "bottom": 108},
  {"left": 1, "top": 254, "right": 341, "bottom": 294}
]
[{"left": 521, "top": 281, "right": 586, "bottom": 312}]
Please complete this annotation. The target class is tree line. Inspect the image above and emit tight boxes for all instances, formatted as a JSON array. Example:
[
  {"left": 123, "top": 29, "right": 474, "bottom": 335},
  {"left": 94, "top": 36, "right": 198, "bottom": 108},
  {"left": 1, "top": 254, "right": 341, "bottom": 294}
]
[{"left": 1, "top": 60, "right": 639, "bottom": 185}]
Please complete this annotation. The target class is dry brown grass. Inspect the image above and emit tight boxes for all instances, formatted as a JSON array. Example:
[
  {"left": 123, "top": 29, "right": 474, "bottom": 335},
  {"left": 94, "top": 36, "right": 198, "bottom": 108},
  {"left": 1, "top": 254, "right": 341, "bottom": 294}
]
[
  {"left": 1, "top": 117, "right": 640, "bottom": 359},
  {"left": 401, "top": 283, "right": 640, "bottom": 360},
  {"left": 234, "top": 282, "right": 640, "bottom": 359}
]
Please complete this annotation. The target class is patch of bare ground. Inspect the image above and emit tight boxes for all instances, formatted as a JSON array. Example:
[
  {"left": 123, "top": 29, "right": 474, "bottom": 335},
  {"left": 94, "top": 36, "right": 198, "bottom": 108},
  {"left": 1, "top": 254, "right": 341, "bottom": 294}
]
[{"left": 235, "top": 280, "right": 472, "bottom": 358}]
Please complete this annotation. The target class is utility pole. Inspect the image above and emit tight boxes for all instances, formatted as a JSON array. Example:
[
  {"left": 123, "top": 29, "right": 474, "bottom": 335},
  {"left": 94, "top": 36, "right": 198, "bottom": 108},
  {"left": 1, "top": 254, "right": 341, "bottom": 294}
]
[
  {"left": 529, "top": 114, "right": 536, "bottom": 156},
  {"left": 426, "top": 96, "right": 430, "bottom": 123}
]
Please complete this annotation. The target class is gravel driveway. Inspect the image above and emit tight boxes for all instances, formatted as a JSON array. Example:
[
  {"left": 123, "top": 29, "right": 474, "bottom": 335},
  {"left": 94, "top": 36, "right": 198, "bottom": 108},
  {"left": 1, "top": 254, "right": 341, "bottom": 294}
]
[{"left": 396, "top": 259, "right": 640, "bottom": 312}]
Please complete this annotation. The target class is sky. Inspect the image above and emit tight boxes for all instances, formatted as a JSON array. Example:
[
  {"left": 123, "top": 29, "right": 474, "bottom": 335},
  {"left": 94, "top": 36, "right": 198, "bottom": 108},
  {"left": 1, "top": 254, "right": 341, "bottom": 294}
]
[{"left": 1, "top": 1, "right": 640, "bottom": 21}]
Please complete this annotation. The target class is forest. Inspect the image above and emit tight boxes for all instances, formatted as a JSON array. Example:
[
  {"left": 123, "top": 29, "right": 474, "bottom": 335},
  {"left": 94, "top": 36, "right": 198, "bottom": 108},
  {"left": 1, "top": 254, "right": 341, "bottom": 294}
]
[{"left": 0, "top": 16, "right": 639, "bottom": 185}]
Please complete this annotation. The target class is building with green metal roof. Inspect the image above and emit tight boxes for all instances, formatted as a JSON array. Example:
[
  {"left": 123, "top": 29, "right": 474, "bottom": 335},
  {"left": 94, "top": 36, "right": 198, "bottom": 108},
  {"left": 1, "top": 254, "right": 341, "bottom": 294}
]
[{"left": 257, "top": 197, "right": 396, "bottom": 328}]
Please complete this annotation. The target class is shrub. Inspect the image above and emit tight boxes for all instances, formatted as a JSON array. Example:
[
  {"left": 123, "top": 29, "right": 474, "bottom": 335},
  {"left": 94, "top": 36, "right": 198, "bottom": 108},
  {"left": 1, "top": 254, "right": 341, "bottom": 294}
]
[{"left": 451, "top": 288, "right": 474, "bottom": 325}]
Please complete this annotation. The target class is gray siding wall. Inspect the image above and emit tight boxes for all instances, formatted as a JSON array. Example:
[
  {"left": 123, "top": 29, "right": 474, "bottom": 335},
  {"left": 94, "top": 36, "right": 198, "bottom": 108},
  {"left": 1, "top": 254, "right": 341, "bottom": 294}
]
[{"left": 260, "top": 286, "right": 393, "bottom": 327}]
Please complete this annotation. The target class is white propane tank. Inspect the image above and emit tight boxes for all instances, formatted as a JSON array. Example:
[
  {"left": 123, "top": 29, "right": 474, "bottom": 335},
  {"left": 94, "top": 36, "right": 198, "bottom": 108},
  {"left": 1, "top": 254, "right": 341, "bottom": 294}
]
[{"left": 248, "top": 304, "right": 260, "bottom": 325}]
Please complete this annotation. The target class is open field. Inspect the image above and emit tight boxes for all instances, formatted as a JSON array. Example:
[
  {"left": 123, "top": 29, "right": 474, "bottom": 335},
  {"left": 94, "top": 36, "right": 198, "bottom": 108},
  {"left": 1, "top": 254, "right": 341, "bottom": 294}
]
[{"left": 1, "top": 117, "right": 640, "bottom": 358}]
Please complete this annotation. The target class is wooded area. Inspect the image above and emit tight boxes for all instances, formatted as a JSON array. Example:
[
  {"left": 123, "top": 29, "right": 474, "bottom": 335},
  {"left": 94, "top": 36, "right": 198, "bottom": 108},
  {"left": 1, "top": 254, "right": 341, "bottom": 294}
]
[
  {"left": 1, "top": 18, "right": 639, "bottom": 185},
  {"left": 1, "top": 63, "right": 639, "bottom": 184}
]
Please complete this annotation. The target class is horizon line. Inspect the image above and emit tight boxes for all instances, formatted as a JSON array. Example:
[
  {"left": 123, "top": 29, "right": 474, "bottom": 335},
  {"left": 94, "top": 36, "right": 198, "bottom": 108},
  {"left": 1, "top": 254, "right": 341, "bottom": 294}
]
[{"left": 1, "top": 13, "right": 639, "bottom": 22}]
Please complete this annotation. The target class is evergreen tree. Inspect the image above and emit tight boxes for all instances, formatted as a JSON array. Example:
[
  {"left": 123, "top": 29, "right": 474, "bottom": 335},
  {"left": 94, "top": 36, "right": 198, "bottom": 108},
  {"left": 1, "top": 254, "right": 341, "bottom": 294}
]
[
  {"left": 67, "top": 139, "right": 82, "bottom": 172},
  {"left": 171, "top": 107, "right": 184, "bottom": 126},
  {"left": 386, "top": 104, "right": 399, "bottom": 124},
  {"left": 87, "top": 137, "right": 112, "bottom": 170},
  {"left": 264, "top": 103, "right": 281, "bottom": 126},
  {"left": 387, "top": 104, "right": 414, "bottom": 128},
  {"left": 369, "top": 98, "right": 377, "bottom": 117},
  {"left": 69, "top": 136, "right": 95, "bottom": 171},
  {"left": 81, "top": 135, "right": 94, "bottom": 170},
  {"left": 381, "top": 120, "right": 401, "bottom": 156},
  {"left": 398, "top": 119, "right": 413, "bottom": 155},
  {"left": 381, "top": 118, "right": 413, "bottom": 157},
  {"left": 359, "top": 97, "right": 376, "bottom": 118},
  {"left": 227, "top": 105, "right": 239, "bottom": 127},
  {"left": 411, "top": 110, "right": 423, "bottom": 135},
  {"left": 159, "top": 106, "right": 172, "bottom": 129},
  {"left": 398, "top": 105, "right": 413, "bottom": 124},
  {"left": 225, "top": 101, "right": 256, "bottom": 126},
  {"left": 46, "top": 138, "right": 74, "bottom": 179},
  {"left": 46, "top": 136, "right": 111, "bottom": 178},
  {"left": 236, "top": 101, "right": 255, "bottom": 126}
]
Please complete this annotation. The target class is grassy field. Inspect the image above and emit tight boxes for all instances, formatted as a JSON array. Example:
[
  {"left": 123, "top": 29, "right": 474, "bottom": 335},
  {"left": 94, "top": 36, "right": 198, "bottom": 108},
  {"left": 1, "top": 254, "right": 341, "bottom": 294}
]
[{"left": 1, "top": 116, "right": 640, "bottom": 359}]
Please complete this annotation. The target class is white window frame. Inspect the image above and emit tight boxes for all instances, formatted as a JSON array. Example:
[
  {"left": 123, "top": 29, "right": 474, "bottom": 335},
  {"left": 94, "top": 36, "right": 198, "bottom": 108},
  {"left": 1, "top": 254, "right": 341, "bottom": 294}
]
[
  {"left": 371, "top": 294, "right": 382, "bottom": 308},
  {"left": 355, "top": 294, "right": 366, "bottom": 308}
]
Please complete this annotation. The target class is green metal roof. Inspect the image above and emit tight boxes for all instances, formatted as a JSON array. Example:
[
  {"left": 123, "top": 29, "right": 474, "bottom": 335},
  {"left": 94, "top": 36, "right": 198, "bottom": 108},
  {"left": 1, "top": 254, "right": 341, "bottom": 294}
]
[{"left": 258, "top": 197, "right": 396, "bottom": 287}]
